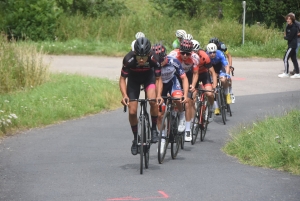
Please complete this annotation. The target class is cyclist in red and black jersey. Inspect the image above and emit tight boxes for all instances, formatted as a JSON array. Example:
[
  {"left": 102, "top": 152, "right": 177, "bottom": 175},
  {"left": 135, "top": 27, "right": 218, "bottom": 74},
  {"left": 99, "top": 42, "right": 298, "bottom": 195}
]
[
  {"left": 119, "top": 37, "right": 163, "bottom": 155},
  {"left": 169, "top": 39, "right": 199, "bottom": 142},
  {"left": 192, "top": 39, "right": 217, "bottom": 122}
]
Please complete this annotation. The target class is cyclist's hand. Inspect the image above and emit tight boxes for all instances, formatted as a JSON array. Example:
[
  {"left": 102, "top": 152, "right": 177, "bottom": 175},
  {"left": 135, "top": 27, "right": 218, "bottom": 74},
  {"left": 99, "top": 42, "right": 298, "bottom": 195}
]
[
  {"left": 156, "top": 96, "right": 163, "bottom": 105},
  {"left": 121, "top": 97, "right": 129, "bottom": 106},
  {"left": 181, "top": 96, "right": 188, "bottom": 104},
  {"left": 189, "top": 85, "right": 195, "bottom": 93}
]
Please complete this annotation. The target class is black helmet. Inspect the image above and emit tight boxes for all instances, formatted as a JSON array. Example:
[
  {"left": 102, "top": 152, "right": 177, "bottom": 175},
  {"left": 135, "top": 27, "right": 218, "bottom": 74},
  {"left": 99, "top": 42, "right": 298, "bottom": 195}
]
[
  {"left": 152, "top": 43, "right": 167, "bottom": 62},
  {"left": 134, "top": 37, "right": 151, "bottom": 56},
  {"left": 179, "top": 39, "right": 193, "bottom": 52},
  {"left": 209, "top": 37, "right": 219, "bottom": 45}
]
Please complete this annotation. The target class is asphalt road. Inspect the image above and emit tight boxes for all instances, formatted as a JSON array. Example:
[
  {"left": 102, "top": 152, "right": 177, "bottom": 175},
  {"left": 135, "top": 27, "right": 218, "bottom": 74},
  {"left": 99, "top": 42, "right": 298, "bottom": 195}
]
[{"left": 0, "top": 56, "right": 299, "bottom": 201}]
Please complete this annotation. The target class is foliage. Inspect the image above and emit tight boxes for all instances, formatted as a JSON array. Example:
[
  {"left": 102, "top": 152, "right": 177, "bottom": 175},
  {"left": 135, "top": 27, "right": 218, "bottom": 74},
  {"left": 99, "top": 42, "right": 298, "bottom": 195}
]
[
  {"left": 0, "top": 0, "right": 61, "bottom": 41},
  {"left": 245, "top": 0, "right": 300, "bottom": 28},
  {"left": 0, "top": 35, "right": 49, "bottom": 93},
  {"left": 55, "top": 0, "right": 128, "bottom": 17}
]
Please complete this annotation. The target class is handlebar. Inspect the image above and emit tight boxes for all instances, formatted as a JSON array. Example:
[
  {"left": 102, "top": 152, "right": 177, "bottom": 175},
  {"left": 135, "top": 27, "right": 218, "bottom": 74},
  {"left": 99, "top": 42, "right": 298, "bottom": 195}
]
[{"left": 123, "top": 98, "right": 157, "bottom": 113}]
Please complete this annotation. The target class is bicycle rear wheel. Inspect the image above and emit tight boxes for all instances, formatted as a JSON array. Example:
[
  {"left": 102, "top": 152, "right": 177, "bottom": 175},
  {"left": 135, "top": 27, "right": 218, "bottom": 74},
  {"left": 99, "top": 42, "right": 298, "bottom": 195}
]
[
  {"left": 227, "top": 103, "right": 232, "bottom": 116},
  {"left": 180, "top": 131, "right": 185, "bottom": 149},
  {"left": 158, "top": 111, "right": 170, "bottom": 164},
  {"left": 139, "top": 116, "right": 145, "bottom": 174},
  {"left": 191, "top": 99, "right": 200, "bottom": 145},
  {"left": 171, "top": 114, "right": 180, "bottom": 159},
  {"left": 218, "top": 88, "right": 226, "bottom": 125}
]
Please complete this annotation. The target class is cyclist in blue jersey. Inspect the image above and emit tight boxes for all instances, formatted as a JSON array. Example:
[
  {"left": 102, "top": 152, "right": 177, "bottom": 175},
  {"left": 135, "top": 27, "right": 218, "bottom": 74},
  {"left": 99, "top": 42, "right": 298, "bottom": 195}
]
[
  {"left": 151, "top": 43, "right": 189, "bottom": 153},
  {"left": 206, "top": 43, "right": 232, "bottom": 115}
]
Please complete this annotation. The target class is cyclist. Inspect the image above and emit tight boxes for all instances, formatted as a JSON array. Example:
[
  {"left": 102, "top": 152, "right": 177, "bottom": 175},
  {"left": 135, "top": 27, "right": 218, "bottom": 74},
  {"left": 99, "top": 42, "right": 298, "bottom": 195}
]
[
  {"left": 206, "top": 43, "right": 231, "bottom": 115},
  {"left": 151, "top": 43, "right": 189, "bottom": 153},
  {"left": 209, "top": 37, "right": 235, "bottom": 103},
  {"left": 172, "top": 29, "right": 186, "bottom": 49},
  {"left": 131, "top": 32, "right": 145, "bottom": 51},
  {"left": 120, "top": 37, "right": 163, "bottom": 155},
  {"left": 169, "top": 39, "right": 199, "bottom": 142},
  {"left": 192, "top": 39, "right": 217, "bottom": 122},
  {"left": 184, "top": 33, "right": 193, "bottom": 40}
]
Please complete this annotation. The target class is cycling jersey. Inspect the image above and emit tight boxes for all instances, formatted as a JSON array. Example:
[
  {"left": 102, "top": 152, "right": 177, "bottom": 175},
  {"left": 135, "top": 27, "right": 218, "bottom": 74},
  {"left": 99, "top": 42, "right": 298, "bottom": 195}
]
[
  {"left": 168, "top": 49, "right": 199, "bottom": 73},
  {"left": 195, "top": 49, "right": 212, "bottom": 74},
  {"left": 160, "top": 55, "right": 186, "bottom": 83},
  {"left": 172, "top": 39, "right": 180, "bottom": 49},
  {"left": 121, "top": 51, "right": 161, "bottom": 99},
  {"left": 207, "top": 50, "right": 228, "bottom": 74}
]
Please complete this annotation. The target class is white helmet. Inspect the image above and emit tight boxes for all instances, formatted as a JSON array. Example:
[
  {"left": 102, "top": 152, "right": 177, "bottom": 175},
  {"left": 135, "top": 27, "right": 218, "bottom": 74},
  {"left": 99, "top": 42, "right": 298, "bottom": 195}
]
[
  {"left": 191, "top": 40, "right": 200, "bottom": 51},
  {"left": 184, "top": 33, "right": 193, "bottom": 40},
  {"left": 175, "top": 29, "right": 186, "bottom": 38},
  {"left": 206, "top": 43, "right": 217, "bottom": 53},
  {"left": 135, "top": 32, "right": 145, "bottom": 39}
]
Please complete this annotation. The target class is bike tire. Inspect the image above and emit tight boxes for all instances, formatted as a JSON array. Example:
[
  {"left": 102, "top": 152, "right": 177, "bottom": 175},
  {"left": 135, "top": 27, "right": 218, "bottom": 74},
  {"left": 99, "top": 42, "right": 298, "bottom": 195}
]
[
  {"left": 191, "top": 99, "right": 200, "bottom": 145},
  {"left": 201, "top": 99, "right": 209, "bottom": 141},
  {"left": 139, "top": 116, "right": 145, "bottom": 174},
  {"left": 180, "top": 131, "right": 185, "bottom": 149},
  {"left": 220, "top": 88, "right": 227, "bottom": 125},
  {"left": 171, "top": 114, "right": 180, "bottom": 159},
  {"left": 227, "top": 103, "right": 232, "bottom": 116},
  {"left": 158, "top": 111, "right": 170, "bottom": 164}
]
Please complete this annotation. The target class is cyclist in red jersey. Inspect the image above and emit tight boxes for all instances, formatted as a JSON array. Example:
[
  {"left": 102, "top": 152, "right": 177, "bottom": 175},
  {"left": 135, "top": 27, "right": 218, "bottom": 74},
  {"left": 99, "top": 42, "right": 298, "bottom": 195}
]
[
  {"left": 169, "top": 39, "right": 199, "bottom": 142},
  {"left": 191, "top": 40, "right": 217, "bottom": 122},
  {"left": 119, "top": 37, "right": 163, "bottom": 155}
]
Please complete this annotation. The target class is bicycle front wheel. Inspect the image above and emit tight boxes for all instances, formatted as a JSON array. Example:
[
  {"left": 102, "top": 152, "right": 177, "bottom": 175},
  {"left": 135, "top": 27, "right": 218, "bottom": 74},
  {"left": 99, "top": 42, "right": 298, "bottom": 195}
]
[
  {"left": 171, "top": 113, "right": 180, "bottom": 159},
  {"left": 191, "top": 99, "right": 200, "bottom": 145},
  {"left": 139, "top": 115, "right": 145, "bottom": 174},
  {"left": 201, "top": 100, "right": 209, "bottom": 141},
  {"left": 220, "top": 89, "right": 227, "bottom": 124},
  {"left": 158, "top": 111, "right": 170, "bottom": 164},
  {"left": 144, "top": 114, "right": 151, "bottom": 169}
]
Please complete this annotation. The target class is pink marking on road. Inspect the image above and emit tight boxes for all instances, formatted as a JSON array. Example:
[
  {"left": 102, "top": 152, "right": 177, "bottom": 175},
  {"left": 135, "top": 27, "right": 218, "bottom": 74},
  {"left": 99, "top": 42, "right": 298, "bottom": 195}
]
[
  {"left": 106, "top": 191, "right": 169, "bottom": 201},
  {"left": 231, "top": 77, "right": 246, "bottom": 81}
]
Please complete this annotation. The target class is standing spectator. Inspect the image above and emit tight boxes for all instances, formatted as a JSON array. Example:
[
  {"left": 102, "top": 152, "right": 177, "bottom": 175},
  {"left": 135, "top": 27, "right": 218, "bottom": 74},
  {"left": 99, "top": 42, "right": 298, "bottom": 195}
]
[
  {"left": 278, "top": 14, "right": 300, "bottom": 78},
  {"left": 287, "top": 13, "right": 300, "bottom": 75}
]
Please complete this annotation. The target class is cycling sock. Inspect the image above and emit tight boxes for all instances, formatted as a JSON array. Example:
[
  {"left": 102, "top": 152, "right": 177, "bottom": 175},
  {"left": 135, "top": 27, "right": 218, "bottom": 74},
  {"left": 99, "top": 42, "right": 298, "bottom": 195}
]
[
  {"left": 151, "top": 115, "right": 158, "bottom": 130},
  {"left": 131, "top": 124, "right": 138, "bottom": 140},
  {"left": 214, "top": 101, "right": 218, "bottom": 109},
  {"left": 185, "top": 121, "right": 191, "bottom": 131},
  {"left": 180, "top": 111, "right": 185, "bottom": 120},
  {"left": 229, "top": 87, "right": 233, "bottom": 94},
  {"left": 161, "top": 130, "right": 165, "bottom": 137}
]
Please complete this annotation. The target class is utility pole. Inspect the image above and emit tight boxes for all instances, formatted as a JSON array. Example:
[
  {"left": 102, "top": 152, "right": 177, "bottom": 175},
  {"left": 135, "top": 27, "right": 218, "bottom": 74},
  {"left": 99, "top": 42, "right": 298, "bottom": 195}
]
[{"left": 242, "top": 1, "right": 246, "bottom": 45}]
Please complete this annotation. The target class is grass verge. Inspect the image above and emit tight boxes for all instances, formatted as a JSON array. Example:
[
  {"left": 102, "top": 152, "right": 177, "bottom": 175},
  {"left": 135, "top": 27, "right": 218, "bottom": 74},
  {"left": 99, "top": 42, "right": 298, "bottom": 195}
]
[
  {"left": 0, "top": 73, "right": 122, "bottom": 137},
  {"left": 223, "top": 109, "right": 300, "bottom": 175}
]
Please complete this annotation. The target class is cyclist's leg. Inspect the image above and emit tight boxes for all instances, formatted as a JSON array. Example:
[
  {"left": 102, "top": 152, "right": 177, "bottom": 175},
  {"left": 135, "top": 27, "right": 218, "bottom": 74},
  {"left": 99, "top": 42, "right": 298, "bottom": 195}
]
[
  {"left": 184, "top": 71, "right": 194, "bottom": 142},
  {"left": 144, "top": 70, "right": 159, "bottom": 142},
  {"left": 127, "top": 76, "right": 141, "bottom": 155}
]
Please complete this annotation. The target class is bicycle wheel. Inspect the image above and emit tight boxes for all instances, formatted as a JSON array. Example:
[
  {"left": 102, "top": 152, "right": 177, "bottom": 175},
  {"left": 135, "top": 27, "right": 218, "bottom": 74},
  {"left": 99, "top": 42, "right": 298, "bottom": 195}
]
[
  {"left": 227, "top": 103, "right": 232, "bottom": 116},
  {"left": 171, "top": 113, "right": 180, "bottom": 159},
  {"left": 139, "top": 115, "right": 145, "bottom": 174},
  {"left": 180, "top": 131, "right": 185, "bottom": 149},
  {"left": 144, "top": 114, "right": 150, "bottom": 169},
  {"left": 158, "top": 111, "right": 170, "bottom": 164},
  {"left": 201, "top": 99, "right": 209, "bottom": 141},
  {"left": 218, "top": 88, "right": 226, "bottom": 125},
  {"left": 191, "top": 98, "right": 200, "bottom": 145}
]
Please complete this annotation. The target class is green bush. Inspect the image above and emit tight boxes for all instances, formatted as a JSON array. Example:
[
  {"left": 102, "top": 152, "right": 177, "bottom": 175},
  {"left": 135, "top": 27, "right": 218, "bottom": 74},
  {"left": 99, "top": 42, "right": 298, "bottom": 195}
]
[{"left": 1, "top": 0, "right": 61, "bottom": 41}]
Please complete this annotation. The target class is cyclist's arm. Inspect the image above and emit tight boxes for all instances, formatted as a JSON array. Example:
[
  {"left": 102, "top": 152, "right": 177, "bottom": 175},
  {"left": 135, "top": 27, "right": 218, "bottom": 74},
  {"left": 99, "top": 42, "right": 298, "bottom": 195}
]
[
  {"left": 181, "top": 74, "right": 189, "bottom": 101},
  {"left": 209, "top": 67, "right": 217, "bottom": 89},
  {"left": 226, "top": 51, "right": 232, "bottom": 67},
  {"left": 119, "top": 75, "right": 128, "bottom": 105},
  {"left": 155, "top": 76, "right": 163, "bottom": 104}
]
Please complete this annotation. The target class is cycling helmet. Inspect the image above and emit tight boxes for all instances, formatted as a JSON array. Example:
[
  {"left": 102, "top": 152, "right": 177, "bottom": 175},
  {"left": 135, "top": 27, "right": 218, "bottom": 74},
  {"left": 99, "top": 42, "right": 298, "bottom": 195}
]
[
  {"left": 135, "top": 32, "right": 145, "bottom": 39},
  {"left": 175, "top": 29, "right": 186, "bottom": 38},
  {"left": 152, "top": 43, "right": 167, "bottom": 62},
  {"left": 191, "top": 39, "right": 201, "bottom": 51},
  {"left": 134, "top": 37, "right": 151, "bottom": 56},
  {"left": 209, "top": 37, "right": 220, "bottom": 45},
  {"left": 183, "top": 33, "right": 193, "bottom": 40},
  {"left": 206, "top": 43, "right": 217, "bottom": 53},
  {"left": 179, "top": 39, "right": 193, "bottom": 53}
]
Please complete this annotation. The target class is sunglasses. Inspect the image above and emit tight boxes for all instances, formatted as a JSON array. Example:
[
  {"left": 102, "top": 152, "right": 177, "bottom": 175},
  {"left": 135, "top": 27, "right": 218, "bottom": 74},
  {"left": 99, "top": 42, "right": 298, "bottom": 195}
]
[
  {"left": 180, "top": 52, "right": 191, "bottom": 56},
  {"left": 136, "top": 56, "right": 148, "bottom": 61},
  {"left": 208, "top": 51, "right": 216, "bottom": 54}
]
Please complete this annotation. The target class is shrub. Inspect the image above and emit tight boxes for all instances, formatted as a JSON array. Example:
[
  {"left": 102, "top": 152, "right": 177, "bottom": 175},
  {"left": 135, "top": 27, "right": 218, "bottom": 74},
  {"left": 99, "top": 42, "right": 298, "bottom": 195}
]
[{"left": 1, "top": 0, "right": 61, "bottom": 41}]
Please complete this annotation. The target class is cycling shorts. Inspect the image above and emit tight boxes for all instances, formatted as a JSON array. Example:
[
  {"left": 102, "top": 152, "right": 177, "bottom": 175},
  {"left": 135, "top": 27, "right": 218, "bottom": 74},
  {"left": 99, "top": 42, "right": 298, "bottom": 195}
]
[
  {"left": 162, "top": 76, "right": 183, "bottom": 102},
  {"left": 196, "top": 72, "right": 212, "bottom": 88},
  {"left": 127, "top": 69, "right": 156, "bottom": 99}
]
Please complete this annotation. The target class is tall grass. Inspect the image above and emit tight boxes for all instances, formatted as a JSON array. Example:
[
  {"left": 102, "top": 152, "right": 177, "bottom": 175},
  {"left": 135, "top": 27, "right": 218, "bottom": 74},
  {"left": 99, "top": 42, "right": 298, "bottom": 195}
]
[
  {"left": 49, "top": 13, "right": 287, "bottom": 58},
  {"left": 223, "top": 110, "right": 300, "bottom": 175},
  {"left": 0, "top": 35, "right": 49, "bottom": 94}
]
